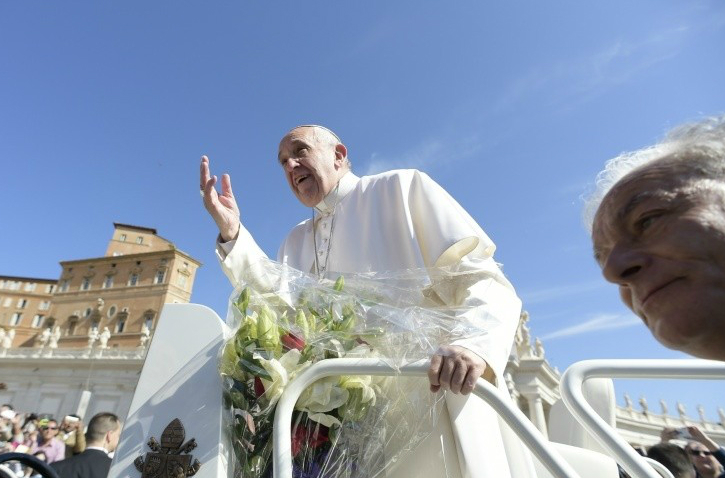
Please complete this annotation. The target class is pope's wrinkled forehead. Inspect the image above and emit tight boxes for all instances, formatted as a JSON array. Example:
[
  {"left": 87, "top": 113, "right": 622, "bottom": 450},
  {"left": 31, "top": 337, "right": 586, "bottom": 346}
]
[{"left": 278, "top": 125, "right": 340, "bottom": 150}]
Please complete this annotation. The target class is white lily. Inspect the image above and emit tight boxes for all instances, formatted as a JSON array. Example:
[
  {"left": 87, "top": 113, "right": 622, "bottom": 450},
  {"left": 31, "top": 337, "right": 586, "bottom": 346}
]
[
  {"left": 296, "top": 377, "right": 350, "bottom": 414},
  {"left": 253, "top": 349, "right": 309, "bottom": 407}
]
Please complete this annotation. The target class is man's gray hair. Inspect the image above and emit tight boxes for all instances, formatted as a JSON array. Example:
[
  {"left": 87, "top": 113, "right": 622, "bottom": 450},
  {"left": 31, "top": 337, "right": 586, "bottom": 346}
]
[
  {"left": 85, "top": 412, "right": 120, "bottom": 444},
  {"left": 584, "top": 115, "right": 725, "bottom": 231},
  {"left": 290, "top": 124, "right": 353, "bottom": 170}
]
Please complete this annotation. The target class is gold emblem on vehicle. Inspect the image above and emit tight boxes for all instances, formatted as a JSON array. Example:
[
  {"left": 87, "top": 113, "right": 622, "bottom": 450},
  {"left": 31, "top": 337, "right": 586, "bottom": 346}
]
[{"left": 134, "top": 418, "right": 201, "bottom": 478}]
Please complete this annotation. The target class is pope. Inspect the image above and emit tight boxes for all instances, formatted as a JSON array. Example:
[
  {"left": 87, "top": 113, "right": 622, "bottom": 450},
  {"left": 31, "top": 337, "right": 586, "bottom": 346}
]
[{"left": 200, "top": 125, "right": 534, "bottom": 478}]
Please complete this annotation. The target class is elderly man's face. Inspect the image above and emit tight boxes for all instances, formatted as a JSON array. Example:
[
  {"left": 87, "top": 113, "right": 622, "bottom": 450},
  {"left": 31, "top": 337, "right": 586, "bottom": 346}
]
[
  {"left": 278, "top": 127, "right": 346, "bottom": 207},
  {"left": 592, "top": 161, "right": 725, "bottom": 360}
]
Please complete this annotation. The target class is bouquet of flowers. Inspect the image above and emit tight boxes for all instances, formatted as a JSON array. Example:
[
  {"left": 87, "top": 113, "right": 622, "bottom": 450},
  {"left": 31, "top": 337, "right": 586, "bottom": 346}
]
[
  {"left": 219, "top": 259, "right": 482, "bottom": 478},
  {"left": 220, "top": 275, "right": 391, "bottom": 478}
]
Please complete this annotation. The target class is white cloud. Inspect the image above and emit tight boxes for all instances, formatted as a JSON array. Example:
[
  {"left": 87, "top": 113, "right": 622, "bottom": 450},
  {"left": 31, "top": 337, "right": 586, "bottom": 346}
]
[
  {"left": 540, "top": 313, "right": 641, "bottom": 341},
  {"left": 494, "top": 24, "right": 691, "bottom": 113},
  {"left": 363, "top": 133, "right": 484, "bottom": 176},
  {"left": 520, "top": 280, "right": 608, "bottom": 306}
]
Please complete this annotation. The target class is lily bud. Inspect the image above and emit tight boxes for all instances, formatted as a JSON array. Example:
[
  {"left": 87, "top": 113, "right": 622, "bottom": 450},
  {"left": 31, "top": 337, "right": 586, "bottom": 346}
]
[
  {"left": 295, "top": 309, "right": 310, "bottom": 340},
  {"left": 333, "top": 275, "right": 345, "bottom": 291},
  {"left": 257, "top": 306, "right": 280, "bottom": 350}
]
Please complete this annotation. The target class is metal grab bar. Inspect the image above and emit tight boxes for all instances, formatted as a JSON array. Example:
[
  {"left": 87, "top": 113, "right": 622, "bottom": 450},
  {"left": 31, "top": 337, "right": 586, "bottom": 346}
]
[
  {"left": 641, "top": 457, "right": 675, "bottom": 478},
  {"left": 560, "top": 359, "right": 725, "bottom": 478},
  {"left": 273, "top": 358, "right": 581, "bottom": 478}
]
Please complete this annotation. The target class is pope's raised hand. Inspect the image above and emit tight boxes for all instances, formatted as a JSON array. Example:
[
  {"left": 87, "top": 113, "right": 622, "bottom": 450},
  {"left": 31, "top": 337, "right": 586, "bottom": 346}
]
[
  {"left": 428, "top": 345, "right": 489, "bottom": 395},
  {"left": 200, "top": 155, "right": 241, "bottom": 242}
]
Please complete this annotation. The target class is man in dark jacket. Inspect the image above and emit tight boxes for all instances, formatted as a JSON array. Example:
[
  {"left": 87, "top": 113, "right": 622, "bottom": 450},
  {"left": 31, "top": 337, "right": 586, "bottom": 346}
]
[{"left": 51, "top": 412, "right": 121, "bottom": 478}]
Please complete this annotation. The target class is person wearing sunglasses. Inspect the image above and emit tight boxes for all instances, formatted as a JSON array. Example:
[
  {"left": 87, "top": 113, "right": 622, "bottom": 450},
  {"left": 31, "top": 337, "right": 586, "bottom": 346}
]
[
  {"left": 30, "top": 418, "right": 66, "bottom": 464},
  {"left": 683, "top": 426, "right": 725, "bottom": 478}
]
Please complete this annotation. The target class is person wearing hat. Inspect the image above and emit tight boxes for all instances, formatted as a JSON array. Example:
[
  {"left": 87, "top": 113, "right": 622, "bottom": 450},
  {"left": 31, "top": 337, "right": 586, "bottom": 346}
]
[
  {"left": 201, "top": 125, "right": 532, "bottom": 478},
  {"left": 30, "top": 418, "right": 65, "bottom": 464}
]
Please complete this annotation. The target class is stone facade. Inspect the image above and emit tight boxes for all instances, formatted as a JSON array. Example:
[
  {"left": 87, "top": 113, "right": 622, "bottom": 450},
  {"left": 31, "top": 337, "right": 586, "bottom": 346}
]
[
  {"left": 0, "top": 276, "right": 57, "bottom": 347},
  {"left": 0, "top": 223, "right": 201, "bottom": 351}
]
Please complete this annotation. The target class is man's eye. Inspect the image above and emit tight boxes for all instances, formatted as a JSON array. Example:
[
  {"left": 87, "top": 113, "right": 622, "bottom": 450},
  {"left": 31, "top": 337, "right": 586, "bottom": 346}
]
[
  {"left": 636, "top": 213, "right": 661, "bottom": 231},
  {"left": 297, "top": 147, "right": 308, "bottom": 155}
]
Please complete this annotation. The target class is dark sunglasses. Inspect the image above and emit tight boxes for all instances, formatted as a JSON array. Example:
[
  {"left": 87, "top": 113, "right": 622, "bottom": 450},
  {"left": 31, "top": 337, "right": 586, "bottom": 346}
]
[
  {"left": 41, "top": 426, "right": 58, "bottom": 431},
  {"left": 688, "top": 449, "right": 713, "bottom": 457}
]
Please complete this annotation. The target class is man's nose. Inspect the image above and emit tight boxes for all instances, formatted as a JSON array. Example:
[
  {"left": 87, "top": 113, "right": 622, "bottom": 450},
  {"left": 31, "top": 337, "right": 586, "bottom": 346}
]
[
  {"left": 283, "top": 157, "right": 300, "bottom": 172},
  {"left": 602, "top": 243, "right": 647, "bottom": 284}
]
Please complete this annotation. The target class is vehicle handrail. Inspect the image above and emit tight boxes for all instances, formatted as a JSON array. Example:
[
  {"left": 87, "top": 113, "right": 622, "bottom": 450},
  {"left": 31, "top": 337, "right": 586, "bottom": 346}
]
[
  {"left": 561, "top": 359, "right": 725, "bottom": 478},
  {"left": 273, "top": 358, "right": 581, "bottom": 478}
]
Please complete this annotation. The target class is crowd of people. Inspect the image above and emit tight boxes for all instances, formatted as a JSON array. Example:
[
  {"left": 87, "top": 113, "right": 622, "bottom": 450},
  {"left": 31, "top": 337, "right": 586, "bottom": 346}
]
[
  {"left": 642, "top": 426, "right": 725, "bottom": 478},
  {"left": 0, "top": 403, "right": 120, "bottom": 478}
]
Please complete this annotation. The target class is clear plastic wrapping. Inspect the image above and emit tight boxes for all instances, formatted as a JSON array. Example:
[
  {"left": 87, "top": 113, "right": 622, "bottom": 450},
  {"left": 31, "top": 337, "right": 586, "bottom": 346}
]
[{"left": 218, "top": 258, "right": 496, "bottom": 478}]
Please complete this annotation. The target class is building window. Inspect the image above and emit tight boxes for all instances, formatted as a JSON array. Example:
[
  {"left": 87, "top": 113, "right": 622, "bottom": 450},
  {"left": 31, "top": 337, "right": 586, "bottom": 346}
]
[
  {"left": 31, "top": 315, "right": 44, "bottom": 328},
  {"left": 120, "top": 234, "right": 127, "bottom": 242},
  {"left": 68, "top": 319, "right": 77, "bottom": 336},
  {"left": 177, "top": 275, "right": 187, "bottom": 288},
  {"left": 103, "top": 275, "right": 114, "bottom": 289},
  {"left": 128, "top": 273, "right": 139, "bottom": 286},
  {"left": 45, "top": 284, "right": 56, "bottom": 294},
  {"left": 144, "top": 313, "right": 155, "bottom": 331},
  {"left": 59, "top": 280, "right": 70, "bottom": 292},
  {"left": 17, "top": 299, "right": 28, "bottom": 309},
  {"left": 39, "top": 300, "right": 50, "bottom": 311},
  {"left": 10, "top": 313, "right": 22, "bottom": 326},
  {"left": 116, "top": 316, "right": 126, "bottom": 333},
  {"left": 107, "top": 305, "right": 117, "bottom": 318},
  {"left": 84, "top": 308, "right": 92, "bottom": 318},
  {"left": 24, "top": 283, "right": 36, "bottom": 292},
  {"left": 154, "top": 270, "right": 166, "bottom": 284},
  {"left": 136, "top": 236, "right": 144, "bottom": 244},
  {"left": 90, "top": 319, "right": 100, "bottom": 331},
  {"left": 81, "top": 278, "right": 91, "bottom": 291}
]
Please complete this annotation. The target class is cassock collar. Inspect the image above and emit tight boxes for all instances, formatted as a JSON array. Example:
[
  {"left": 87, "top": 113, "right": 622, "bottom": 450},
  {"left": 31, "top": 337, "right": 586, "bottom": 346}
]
[{"left": 313, "top": 171, "right": 360, "bottom": 216}]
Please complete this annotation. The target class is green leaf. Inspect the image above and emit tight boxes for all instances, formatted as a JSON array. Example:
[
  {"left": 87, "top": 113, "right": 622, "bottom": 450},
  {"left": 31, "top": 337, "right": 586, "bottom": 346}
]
[{"left": 239, "top": 357, "right": 273, "bottom": 381}]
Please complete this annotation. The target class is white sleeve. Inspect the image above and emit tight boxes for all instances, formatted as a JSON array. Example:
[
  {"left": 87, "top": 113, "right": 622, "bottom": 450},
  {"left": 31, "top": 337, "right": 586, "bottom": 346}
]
[
  {"left": 215, "top": 224, "right": 270, "bottom": 290},
  {"left": 425, "top": 255, "right": 520, "bottom": 383}
]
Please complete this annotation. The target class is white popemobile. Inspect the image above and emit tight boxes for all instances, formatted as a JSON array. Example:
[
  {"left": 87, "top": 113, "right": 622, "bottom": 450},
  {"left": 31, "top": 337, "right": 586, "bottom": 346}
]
[{"left": 106, "top": 302, "right": 725, "bottom": 478}]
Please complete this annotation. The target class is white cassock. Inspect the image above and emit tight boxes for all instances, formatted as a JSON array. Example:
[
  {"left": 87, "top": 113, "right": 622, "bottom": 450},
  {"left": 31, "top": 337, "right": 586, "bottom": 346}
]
[{"left": 216, "top": 169, "right": 537, "bottom": 478}]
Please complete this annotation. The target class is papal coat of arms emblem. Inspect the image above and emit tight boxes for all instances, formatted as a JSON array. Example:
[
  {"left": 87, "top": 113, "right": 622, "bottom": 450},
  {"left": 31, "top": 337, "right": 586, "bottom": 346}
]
[{"left": 134, "top": 418, "right": 201, "bottom": 478}]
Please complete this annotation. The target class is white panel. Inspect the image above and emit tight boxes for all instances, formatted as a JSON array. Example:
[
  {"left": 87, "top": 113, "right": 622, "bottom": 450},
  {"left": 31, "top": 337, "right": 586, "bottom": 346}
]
[{"left": 109, "top": 303, "right": 230, "bottom": 478}]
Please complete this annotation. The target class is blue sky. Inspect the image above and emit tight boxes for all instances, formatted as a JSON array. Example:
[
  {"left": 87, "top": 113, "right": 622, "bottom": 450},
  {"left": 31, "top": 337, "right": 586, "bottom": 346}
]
[{"left": 2, "top": 2, "right": 723, "bottom": 421}]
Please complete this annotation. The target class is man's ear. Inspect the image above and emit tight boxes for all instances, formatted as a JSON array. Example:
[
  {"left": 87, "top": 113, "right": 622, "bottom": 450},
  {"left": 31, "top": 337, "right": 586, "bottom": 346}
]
[{"left": 334, "top": 143, "right": 348, "bottom": 168}]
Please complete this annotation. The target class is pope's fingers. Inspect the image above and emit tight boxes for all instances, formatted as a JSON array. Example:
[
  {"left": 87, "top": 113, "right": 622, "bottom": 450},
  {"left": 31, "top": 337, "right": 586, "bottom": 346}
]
[
  {"left": 200, "top": 155, "right": 211, "bottom": 187},
  {"left": 202, "top": 175, "right": 218, "bottom": 205},
  {"left": 461, "top": 363, "right": 485, "bottom": 395},
  {"left": 437, "top": 356, "right": 456, "bottom": 391},
  {"left": 221, "top": 173, "right": 235, "bottom": 198},
  {"left": 428, "top": 354, "right": 442, "bottom": 386},
  {"left": 449, "top": 363, "right": 468, "bottom": 394}
]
